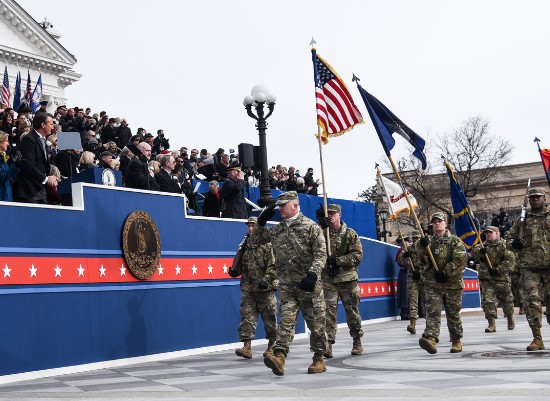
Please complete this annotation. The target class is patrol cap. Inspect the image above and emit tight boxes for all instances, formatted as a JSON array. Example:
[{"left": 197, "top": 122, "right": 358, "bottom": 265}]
[
  {"left": 226, "top": 164, "right": 241, "bottom": 172},
  {"left": 484, "top": 225, "right": 499, "bottom": 233},
  {"left": 245, "top": 217, "right": 257, "bottom": 225},
  {"left": 411, "top": 231, "right": 420, "bottom": 238},
  {"left": 327, "top": 204, "right": 341, "bottom": 213},
  {"left": 430, "top": 212, "right": 447, "bottom": 222},
  {"left": 528, "top": 187, "right": 546, "bottom": 197},
  {"left": 275, "top": 191, "right": 298, "bottom": 205}
]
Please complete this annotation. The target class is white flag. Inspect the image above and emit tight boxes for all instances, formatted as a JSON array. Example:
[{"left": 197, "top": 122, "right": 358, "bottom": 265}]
[{"left": 379, "top": 174, "right": 418, "bottom": 219}]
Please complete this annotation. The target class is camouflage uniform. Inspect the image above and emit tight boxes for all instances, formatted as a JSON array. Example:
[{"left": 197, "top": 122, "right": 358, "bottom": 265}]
[
  {"left": 397, "top": 238, "right": 424, "bottom": 321},
  {"left": 235, "top": 234, "right": 278, "bottom": 343},
  {"left": 322, "top": 220, "right": 364, "bottom": 346},
  {"left": 471, "top": 230, "right": 516, "bottom": 326},
  {"left": 416, "top": 226, "right": 467, "bottom": 345},
  {"left": 255, "top": 212, "right": 327, "bottom": 356},
  {"left": 509, "top": 197, "right": 550, "bottom": 342}
]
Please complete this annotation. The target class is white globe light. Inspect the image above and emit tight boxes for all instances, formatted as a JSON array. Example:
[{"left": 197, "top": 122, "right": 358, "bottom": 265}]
[
  {"left": 251, "top": 84, "right": 269, "bottom": 97},
  {"left": 253, "top": 92, "right": 267, "bottom": 103},
  {"left": 266, "top": 93, "right": 277, "bottom": 104},
  {"left": 243, "top": 95, "right": 254, "bottom": 106}
]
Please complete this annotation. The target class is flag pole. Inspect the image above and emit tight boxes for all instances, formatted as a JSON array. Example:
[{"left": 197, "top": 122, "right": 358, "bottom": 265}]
[
  {"left": 310, "top": 40, "right": 331, "bottom": 255},
  {"left": 376, "top": 167, "right": 417, "bottom": 272},
  {"left": 387, "top": 155, "right": 440, "bottom": 271},
  {"left": 535, "top": 137, "right": 550, "bottom": 188}
]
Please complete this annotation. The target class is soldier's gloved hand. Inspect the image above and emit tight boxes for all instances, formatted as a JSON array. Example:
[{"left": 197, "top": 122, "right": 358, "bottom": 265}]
[
  {"left": 419, "top": 237, "right": 430, "bottom": 248},
  {"left": 412, "top": 270, "right": 421, "bottom": 281},
  {"left": 257, "top": 205, "right": 276, "bottom": 226},
  {"left": 229, "top": 269, "right": 240, "bottom": 278},
  {"left": 318, "top": 216, "right": 330, "bottom": 230},
  {"left": 258, "top": 281, "right": 269, "bottom": 290},
  {"left": 299, "top": 271, "right": 317, "bottom": 292},
  {"left": 403, "top": 251, "right": 412, "bottom": 258},
  {"left": 479, "top": 247, "right": 488, "bottom": 255},
  {"left": 511, "top": 238, "right": 524, "bottom": 250},
  {"left": 327, "top": 255, "right": 337, "bottom": 267},
  {"left": 315, "top": 204, "right": 324, "bottom": 220},
  {"left": 434, "top": 269, "right": 448, "bottom": 283},
  {"left": 488, "top": 268, "right": 498, "bottom": 276}
]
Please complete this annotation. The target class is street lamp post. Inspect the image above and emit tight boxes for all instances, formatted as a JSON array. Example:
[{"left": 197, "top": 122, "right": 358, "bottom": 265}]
[
  {"left": 378, "top": 208, "right": 389, "bottom": 242},
  {"left": 243, "top": 84, "right": 276, "bottom": 208}
]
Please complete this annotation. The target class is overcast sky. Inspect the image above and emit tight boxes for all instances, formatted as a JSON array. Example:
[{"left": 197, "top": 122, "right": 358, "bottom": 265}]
[{"left": 16, "top": 0, "right": 550, "bottom": 200}]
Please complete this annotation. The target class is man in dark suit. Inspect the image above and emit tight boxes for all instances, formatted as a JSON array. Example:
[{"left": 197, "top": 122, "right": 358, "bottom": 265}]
[
  {"left": 13, "top": 113, "right": 58, "bottom": 203},
  {"left": 155, "top": 154, "right": 181, "bottom": 193},
  {"left": 221, "top": 165, "right": 248, "bottom": 219},
  {"left": 202, "top": 180, "right": 222, "bottom": 217},
  {"left": 124, "top": 142, "right": 160, "bottom": 191}
]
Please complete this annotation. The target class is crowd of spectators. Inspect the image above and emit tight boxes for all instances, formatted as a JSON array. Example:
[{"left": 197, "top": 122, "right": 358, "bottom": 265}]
[{"left": 0, "top": 103, "right": 322, "bottom": 215}]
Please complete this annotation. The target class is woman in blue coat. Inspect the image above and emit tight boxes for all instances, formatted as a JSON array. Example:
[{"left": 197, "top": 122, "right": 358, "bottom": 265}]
[{"left": 0, "top": 131, "right": 13, "bottom": 201}]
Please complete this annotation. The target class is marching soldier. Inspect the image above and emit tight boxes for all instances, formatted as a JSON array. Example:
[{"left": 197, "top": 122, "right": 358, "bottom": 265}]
[
  {"left": 229, "top": 217, "right": 278, "bottom": 359},
  {"left": 509, "top": 187, "right": 550, "bottom": 351},
  {"left": 416, "top": 212, "right": 467, "bottom": 354},
  {"left": 471, "top": 226, "right": 516, "bottom": 332},
  {"left": 254, "top": 191, "right": 327, "bottom": 376},
  {"left": 319, "top": 204, "right": 364, "bottom": 358},
  {"left": 397, "top": 231, "right": 424, "bottom": 335}
]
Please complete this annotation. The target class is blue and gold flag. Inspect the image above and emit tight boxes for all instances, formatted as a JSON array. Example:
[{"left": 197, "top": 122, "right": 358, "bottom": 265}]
[{"left": 445, "top": 162, "right": 479, "bottom": 249}]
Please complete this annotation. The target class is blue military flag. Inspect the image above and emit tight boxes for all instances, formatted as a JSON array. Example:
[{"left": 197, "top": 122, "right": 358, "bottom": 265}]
[
  {"left": 445, "top": 162, "right": 479, "bottom": 249},
  {"left": 355, "top": 81, "right": 427, "bottom": 170},
  {"left": 31, "top": 73, "right": 42, "bottom": 113},
  {"left": 13, "top": 71, "right": 21, "bottom": 112}
]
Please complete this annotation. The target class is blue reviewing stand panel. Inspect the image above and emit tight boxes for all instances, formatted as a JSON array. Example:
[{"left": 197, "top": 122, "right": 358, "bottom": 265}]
[{"left": 0, "top": 181, "right": 479, "bottom": 377}]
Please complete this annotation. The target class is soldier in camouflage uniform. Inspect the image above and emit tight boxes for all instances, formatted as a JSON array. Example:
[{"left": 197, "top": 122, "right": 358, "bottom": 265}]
[
  {"left": 254, "top": 191, "right": 327, "bottom": 376},
  {"left": 319, "top": 204, "right": 364, "bottom": 358},
  {"left": 509, "top": 187, "right": 550, "bottom": 351},
  {"left": 470, "top": 226, "right": 516, "bottom": 333},
  {"left": 230, "top": 217, "right": 278, "bottom": 359},
  {"left": 416, "top": 212, "right": 467, "bottom": 354},
  {"left": 397, "top": 231, "right": 424, "bottom": 335}
]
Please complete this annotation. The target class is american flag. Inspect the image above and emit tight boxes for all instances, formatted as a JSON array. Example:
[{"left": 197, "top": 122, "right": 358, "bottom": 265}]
[
  {"left": 1, "top": 66, "right": 10, "bottom": 109},
  {"left": 311, "top": 49, "right": 363, "bottom": 144},
  {"left": 25, "top": 70, "right": 32, "bottom": 105}
]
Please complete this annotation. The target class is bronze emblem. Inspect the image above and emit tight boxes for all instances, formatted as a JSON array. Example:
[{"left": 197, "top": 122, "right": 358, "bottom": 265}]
[{"left": 122, "top": 210, "right": 161, "bottom": 280}]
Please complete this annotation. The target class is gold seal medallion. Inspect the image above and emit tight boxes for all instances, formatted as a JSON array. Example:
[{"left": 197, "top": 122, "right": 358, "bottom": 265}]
[{"left": 122, "top": 210, "right": 161, "bottom": 280}]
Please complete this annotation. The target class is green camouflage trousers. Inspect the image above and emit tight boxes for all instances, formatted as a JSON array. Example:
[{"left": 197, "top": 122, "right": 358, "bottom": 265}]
[
  {"left": 408, "top": 276, "right": 424, "bottom": 320},
  {"left": 423, "top": 286, "right": 463, "bottom": 342},
  {"left": 479, "top": 280, "right": 514, "bottom": 319},
  {"left": 323, "top": 280, "right": 363, "bottom": 343},
  {"left": 510, "top": 272, "right": 524, "bottom": 307},
  {"left": 273, "top": 284, "right": 327, "bottom": 355},
  {"left": 238, "top": 290, "right": 277, "bottom": 342},
  {"left": 522, "top": 268, "right": 550, "bottom": 329}
]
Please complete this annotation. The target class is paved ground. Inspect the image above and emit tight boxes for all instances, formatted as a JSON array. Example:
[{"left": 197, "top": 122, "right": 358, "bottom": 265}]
[{"left": 1, "top": 310, "right": 550, "bottom": 400}]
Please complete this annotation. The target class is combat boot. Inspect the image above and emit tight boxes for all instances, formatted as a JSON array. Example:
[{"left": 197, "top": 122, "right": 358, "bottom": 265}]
[
  {"left": 264, "top": 350, "right": 285, "bottom": 376},
  {"left": 407, "top": 319, "right": 417, "bottom": 334},
  {"left": 323, "top": 343, "right": 333, "bottom": 359},
  {"left": 450, "top": 339, "right": 462, "bottom": 353},
  {"left": 263, "top": 340, "right": 275, "bottom": 357},
  {"left": 419, "top": 336, "right": 437, "bottom": 354},
  {"left": 507, "top": 314, "right": 515, "bottom": 330},
  {"left": 351, "top": 338, "right": 363, "bottom": 355},
  {"left": 485, "top": 316, "right": 496, "bottom": 333},
  {"left": 526, "top": 327, "right": 545, "bottom": 351},
  {"left": 235, "top": 340, "right": 252, "bottom": 359},
  {"left": 519, "top": 304, "right": 525, "bottom": 315},
  {"left": 307, "top": 352, "right": 327, "bottom": 374}
]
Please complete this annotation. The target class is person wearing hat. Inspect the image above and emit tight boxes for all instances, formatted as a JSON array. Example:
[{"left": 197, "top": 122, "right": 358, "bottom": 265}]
[
  {"left": 509, "top": 187, "right": 550, "bottom": 351},
  {"left": 35, "top": 100, "right": 48, "bottom": 114},
  {"left": 97, "top": 151, "right": 113, "bottom": 170},
  {"left": 101, "top": 117, "right": 119, "bottom": 145},
  {"left": 416, "top": 211, "right": 467, "bottom": 354},
  {"left": 229, "top": 217, "right": 277, "bottom": 360},
  {"left": 256, "top": 191, "right": 328, "bottom": 375},
  {"left": 318, "top": 203, "right": 364, "bottom": 358},
  {"left": 397, "top": 231, "right": 425, "bottom": 335},
  {"left": 220, "top": 165, "right": 248, "bottom": 219},
  {"left": 470, "top": 225, "right": 516, "bottom": 333}
]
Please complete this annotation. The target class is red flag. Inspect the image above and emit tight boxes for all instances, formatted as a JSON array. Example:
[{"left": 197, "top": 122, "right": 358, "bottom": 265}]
[
  {"left": 540, "top": 148, "right": 550, "bottom": 188},
  {"left": 311, "top": 49, "right": 363, "bottom": 144}
]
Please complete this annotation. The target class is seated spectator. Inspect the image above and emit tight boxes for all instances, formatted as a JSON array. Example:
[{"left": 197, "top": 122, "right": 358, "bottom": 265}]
[
  {"left": 216, "top": 153, "right": 231, "bottom": 180},
  {"left": 148, "top": 160, "right": 160, "bottom": 175},
  {"left": 85, "top": 137, "right": 100, "bottom": 154},
  {"left": 47, "top": 134, "right": 59, "bottom": 161},
  {"left": 97, "top": 151, "right": 113, "bottom": 169},
  {"left": 78, "top": 151, "right": 98, "bottom": 171},
  {"left": 202, "top": 180, "right": 222, "bottom": 217},
  {"left": 119, "top": 147, "right": 134, "bottom": 177},
  {"left": 110, "top": 158, "right": 120, "bottom": 171},
  {"left": 0, "top": 131, "right": 13, "bottom": 201}
]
